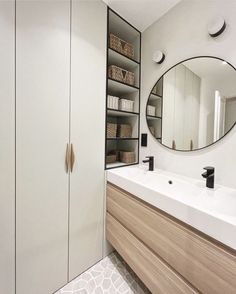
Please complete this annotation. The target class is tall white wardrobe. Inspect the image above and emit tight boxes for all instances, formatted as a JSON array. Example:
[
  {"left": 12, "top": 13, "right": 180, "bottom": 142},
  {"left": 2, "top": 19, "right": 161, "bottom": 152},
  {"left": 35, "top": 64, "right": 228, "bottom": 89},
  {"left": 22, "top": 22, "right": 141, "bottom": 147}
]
[
  {"left": 0, "top": 1, "right": 107, "bottom": 293},
  {"left": 162, "top": 64, "right": 200, "bottom": 150}
]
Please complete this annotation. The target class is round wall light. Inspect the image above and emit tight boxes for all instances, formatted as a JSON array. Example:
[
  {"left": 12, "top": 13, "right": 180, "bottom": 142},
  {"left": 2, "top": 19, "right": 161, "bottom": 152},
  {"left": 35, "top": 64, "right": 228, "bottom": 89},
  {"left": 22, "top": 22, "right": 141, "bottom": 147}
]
[
  {"left": 153, "top": 50, "right": 165, "bottom": 64},
  {"left": 208, "top": 16, "right": 226, "bottom": 37}
]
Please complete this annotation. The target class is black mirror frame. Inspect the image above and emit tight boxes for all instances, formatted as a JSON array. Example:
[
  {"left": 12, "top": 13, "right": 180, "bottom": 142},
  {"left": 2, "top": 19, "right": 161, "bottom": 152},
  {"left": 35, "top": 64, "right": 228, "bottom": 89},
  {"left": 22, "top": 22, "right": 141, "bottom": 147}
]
[{"left": 146, "top": 56, "right": 236, "bottom": 152}]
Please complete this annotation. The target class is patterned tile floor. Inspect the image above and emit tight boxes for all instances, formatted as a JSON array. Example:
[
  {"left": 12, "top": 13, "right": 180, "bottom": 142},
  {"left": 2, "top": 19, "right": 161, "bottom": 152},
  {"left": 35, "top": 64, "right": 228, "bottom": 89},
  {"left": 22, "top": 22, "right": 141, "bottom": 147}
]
[{"left": 56, "top": 251, "right": 150, "bottom": 294}]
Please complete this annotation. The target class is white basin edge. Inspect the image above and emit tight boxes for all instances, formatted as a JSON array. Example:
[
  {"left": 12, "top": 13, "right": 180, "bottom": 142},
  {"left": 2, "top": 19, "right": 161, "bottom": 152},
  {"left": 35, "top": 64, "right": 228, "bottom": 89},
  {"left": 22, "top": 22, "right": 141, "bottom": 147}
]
[{"left": 107, "top": 166, "right": 236, "bottom": 250}]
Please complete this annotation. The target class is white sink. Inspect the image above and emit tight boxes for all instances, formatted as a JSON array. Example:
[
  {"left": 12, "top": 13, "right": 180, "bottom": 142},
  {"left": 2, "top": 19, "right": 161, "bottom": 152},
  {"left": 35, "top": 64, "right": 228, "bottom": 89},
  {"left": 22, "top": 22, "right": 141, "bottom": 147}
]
[{"left": 107, "top": 165, "right": 236, "bottom": 250}]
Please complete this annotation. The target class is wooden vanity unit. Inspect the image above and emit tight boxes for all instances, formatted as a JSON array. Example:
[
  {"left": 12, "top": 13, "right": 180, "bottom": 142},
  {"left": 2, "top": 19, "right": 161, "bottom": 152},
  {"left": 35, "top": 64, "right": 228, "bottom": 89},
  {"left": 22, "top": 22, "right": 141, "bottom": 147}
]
[{"left": 106, "top": 183, "right": 236, "bottom": 294}]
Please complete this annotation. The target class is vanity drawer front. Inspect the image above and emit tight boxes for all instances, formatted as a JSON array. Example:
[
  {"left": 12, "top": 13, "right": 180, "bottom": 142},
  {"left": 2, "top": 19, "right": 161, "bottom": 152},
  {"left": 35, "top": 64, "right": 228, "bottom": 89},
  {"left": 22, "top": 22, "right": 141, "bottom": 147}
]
[
  {"left": 107, "top": 183, "right": 236, "bottom": 294},
  {"left": 106, "top": 213, "right": 197, "bottom": 294}
]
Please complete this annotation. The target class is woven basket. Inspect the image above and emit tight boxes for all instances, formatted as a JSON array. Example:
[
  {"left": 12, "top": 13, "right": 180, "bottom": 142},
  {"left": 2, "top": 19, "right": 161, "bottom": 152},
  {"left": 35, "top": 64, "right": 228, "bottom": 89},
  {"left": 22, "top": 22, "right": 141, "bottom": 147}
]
[
  {"left": 108, "top": 65, "right": 135, "bottom": 86},
  {"left": 107, "top": 123, "right": 117, "bottom": 138},
  {"left": 117, "top": 124, "right": 132, "bottom": 138},
  {"left": 106, "top": 154, "right": 116, "bottom": 164},
  {"left": 120, "top": 151, "right": 136, "bottom": 164},
  {"left": 110, "top": 33, "right": 134, "bottom": 59}
]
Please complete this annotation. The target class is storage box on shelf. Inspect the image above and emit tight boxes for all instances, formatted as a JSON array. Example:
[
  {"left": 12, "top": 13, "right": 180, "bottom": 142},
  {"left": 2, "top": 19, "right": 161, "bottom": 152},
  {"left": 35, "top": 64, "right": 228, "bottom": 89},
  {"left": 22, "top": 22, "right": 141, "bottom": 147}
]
[
  {"left": 108, "top": 65, "right": 135, "bottom": 86},
  {"left": 108, "top": 95, "right": 119, "bottom": 110},
  {"left": 117, "top": 124, "right": 132, "bottom": 138},
  {"left": 119, "top": 99, "right": 134, "bottom": 112},
  {"left": 120, "top": 151, "right": 136, "bottom": 164},
  {"left": 107, "top": 123, "right": 117, "bottom": 138},
  {"left": 147, "top": 105, "right": 156, "bottom": 116},
  {"left": 110, "top": 33, "right": 134, "bottom": 59},
  {"left": 106, "top": 149, "right": 119, "bottom": 164},
  {"left": 106, "top": 154, "right": 117, "bottom": 164}
]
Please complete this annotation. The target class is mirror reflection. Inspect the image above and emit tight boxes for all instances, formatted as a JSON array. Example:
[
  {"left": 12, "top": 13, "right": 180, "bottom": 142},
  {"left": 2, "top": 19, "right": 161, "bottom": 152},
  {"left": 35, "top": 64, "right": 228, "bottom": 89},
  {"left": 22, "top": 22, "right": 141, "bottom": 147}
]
[{"left": 146, "top": 57, "right": 236, "bottom": 151}]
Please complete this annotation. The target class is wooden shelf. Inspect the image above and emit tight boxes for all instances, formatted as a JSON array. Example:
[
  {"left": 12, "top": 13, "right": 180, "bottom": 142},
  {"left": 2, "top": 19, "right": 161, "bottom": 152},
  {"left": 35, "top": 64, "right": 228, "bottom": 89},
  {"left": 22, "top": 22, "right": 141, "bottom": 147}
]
[{"left": 107, "top": 108, "right": 139, "bottom": 117}]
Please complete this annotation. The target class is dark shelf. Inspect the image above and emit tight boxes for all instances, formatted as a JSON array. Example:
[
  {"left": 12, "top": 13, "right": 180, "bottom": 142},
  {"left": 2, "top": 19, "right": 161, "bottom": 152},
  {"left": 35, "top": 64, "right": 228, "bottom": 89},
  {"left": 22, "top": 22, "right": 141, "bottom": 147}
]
[
  {"left": 108, "top": 78, "right": 139, "bottom": 90},
  {"left": 151, "top": 92, "right": 162, "bottom": 98},
  {"left": 108, "top": 47, "right": 140, "bottom": 65},
  {"left": 147, "top": 115, "right": 162, "bottom": 119},
  {"left": 106, "top": 162, "right": 138, "bottom": 170},
  {"left": 149, "top": 93, "right": 162, "bottom": 102},
  {"left": 107, "top": 137, "right": 139, "bottom": 141},
  {"left": 107, "top": 108, "right": 139, "bottom": 116}
]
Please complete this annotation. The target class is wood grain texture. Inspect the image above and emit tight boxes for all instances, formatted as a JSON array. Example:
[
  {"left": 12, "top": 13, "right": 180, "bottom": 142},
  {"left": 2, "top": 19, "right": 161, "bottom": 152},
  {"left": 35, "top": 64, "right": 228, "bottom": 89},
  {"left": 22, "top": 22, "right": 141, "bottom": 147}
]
[
  {"left": 106, "top": 213, "right": 197, "bottom": 294},
  {"left": 107, "top": 183, "right": 236, "bottom": 294}
]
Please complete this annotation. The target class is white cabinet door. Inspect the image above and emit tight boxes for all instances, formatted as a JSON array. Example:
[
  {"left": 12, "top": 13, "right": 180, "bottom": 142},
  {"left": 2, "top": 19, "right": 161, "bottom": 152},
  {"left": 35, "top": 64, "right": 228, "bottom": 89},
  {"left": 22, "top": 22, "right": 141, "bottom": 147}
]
[
  {"left": 0, "top": 1, "right": 15, "bottom": 293},
  {"left": 192, "top": 75, "right": 200, "bottom": 148},
  {"left": 174, "top": 65, "right": 185, "bottom": 149},
  {"left": 162, "top": 70, "right": 175, "bottom": 147},
  {"left": 16, "top": 1, "right": 70, "bottom": 293},
  {"left": 183, "top": 68, "right": 194, "bottom": 150},
  {"left": 69, "top": 0, "right": 106, "bottom": 280}
]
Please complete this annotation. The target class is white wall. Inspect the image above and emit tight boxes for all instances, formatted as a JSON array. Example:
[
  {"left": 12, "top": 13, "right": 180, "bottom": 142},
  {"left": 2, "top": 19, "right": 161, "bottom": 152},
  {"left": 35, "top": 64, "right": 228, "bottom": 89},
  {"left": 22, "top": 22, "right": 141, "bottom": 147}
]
[
  {"left": 199, "top": 74, "right": 236, "bottom": 147},
  {"left": 141, "top": 0, "right": 236, "bottom": 188}
]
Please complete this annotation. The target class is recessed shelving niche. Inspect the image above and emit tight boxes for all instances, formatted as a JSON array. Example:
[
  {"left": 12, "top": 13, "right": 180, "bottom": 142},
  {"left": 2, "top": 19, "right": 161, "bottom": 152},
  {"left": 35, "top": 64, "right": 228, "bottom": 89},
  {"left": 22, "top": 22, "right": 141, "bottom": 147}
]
[
  {"left": 105, "top": 8, "right": 141, "bottom": 170},
  {"left": 146, "top": 77, "right": 163, "bottom": 143}
]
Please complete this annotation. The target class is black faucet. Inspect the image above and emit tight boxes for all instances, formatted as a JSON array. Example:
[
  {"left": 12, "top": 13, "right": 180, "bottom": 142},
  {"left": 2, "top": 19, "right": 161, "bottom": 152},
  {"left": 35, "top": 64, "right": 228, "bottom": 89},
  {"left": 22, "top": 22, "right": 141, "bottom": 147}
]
[
  {"left": 202, "top": 167, "right": 215, "bottom": 188},
  {"left": 143, "top": 156, "right": 154, "bottom": 171}
]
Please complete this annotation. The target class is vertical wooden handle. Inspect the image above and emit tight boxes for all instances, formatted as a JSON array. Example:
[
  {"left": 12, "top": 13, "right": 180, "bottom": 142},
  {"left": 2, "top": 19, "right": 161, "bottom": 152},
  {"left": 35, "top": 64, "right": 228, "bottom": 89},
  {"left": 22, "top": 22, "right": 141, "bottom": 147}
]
[
  {"left": 65, "top": 143, "right": 70, "bottom": 173},
  {"left": 172, "top": 140, "right": 176, "bottom": 150},
  {"left": 70, "top": 143, "right": 75, "bottom": 172},
  {"left": 190, "top": 140, "right": 193, "bottom": 151}
]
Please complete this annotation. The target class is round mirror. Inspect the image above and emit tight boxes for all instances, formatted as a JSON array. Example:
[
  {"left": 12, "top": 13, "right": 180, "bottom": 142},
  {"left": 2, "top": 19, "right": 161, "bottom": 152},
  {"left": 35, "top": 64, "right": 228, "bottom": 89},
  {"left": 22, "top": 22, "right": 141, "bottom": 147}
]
[{"left": 146, "top": 56, "right": 236, "bottom": 151}]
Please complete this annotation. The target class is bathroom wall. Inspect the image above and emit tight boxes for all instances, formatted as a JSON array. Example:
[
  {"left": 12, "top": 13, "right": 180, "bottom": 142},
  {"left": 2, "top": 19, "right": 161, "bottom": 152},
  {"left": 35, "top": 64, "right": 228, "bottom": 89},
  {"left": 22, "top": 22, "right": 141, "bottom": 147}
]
[
  {"left": 140, "top": 0, "right": 236, "bottom": 188},
  {"left": 199, "top": 74, "right": 236, "bottom": 147}
]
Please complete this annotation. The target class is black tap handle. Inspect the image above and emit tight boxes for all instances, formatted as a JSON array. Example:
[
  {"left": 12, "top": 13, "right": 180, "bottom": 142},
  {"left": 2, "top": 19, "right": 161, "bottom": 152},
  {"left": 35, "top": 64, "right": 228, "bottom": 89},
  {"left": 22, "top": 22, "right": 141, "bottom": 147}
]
[
  {"left": 202, "top": 171, "right": 207, "bottom": 178},
  {"left": 203, "top": 166, "right": 214, "bottom": 172}
]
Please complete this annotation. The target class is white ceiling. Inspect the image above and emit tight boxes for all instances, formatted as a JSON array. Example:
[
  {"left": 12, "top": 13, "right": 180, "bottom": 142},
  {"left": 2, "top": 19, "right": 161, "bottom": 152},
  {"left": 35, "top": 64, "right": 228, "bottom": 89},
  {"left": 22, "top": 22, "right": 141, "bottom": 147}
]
[{"left": 102, "top": 0, "right": 181, "bottom": 32}]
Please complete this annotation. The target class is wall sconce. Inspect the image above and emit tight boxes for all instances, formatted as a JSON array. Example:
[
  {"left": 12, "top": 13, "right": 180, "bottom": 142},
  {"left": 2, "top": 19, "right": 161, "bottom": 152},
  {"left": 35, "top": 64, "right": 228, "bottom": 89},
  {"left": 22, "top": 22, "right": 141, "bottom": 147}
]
[
  {"left": 153, "top": 50, "right": 165, "bottom": 64},
  {"left": 208, "top": 16, "right": 226, "bottom": 37}
]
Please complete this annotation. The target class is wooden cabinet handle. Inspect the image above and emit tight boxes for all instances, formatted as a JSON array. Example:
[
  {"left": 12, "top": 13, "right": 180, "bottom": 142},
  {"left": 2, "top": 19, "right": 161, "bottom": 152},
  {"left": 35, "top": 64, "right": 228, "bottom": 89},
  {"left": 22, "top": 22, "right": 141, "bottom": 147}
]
[
  {"left": 172, "top": 140, "right": 176, "bottom": 150},
  {"left": 190, "top": 140, "right": 193, "bottom": 151},
  {"left": 65, "top": 143, "right": 70, "bottom": 173},
  {"left": 70, "top": 143, "right": 75, "bottom": 172}
]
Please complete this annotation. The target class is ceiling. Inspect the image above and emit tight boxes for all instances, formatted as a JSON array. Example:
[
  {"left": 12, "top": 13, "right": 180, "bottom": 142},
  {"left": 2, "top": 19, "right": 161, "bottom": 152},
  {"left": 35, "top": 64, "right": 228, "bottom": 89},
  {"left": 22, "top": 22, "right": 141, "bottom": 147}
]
[{"left": 102, "top": 0, "right": 181, "bottom": 32}]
